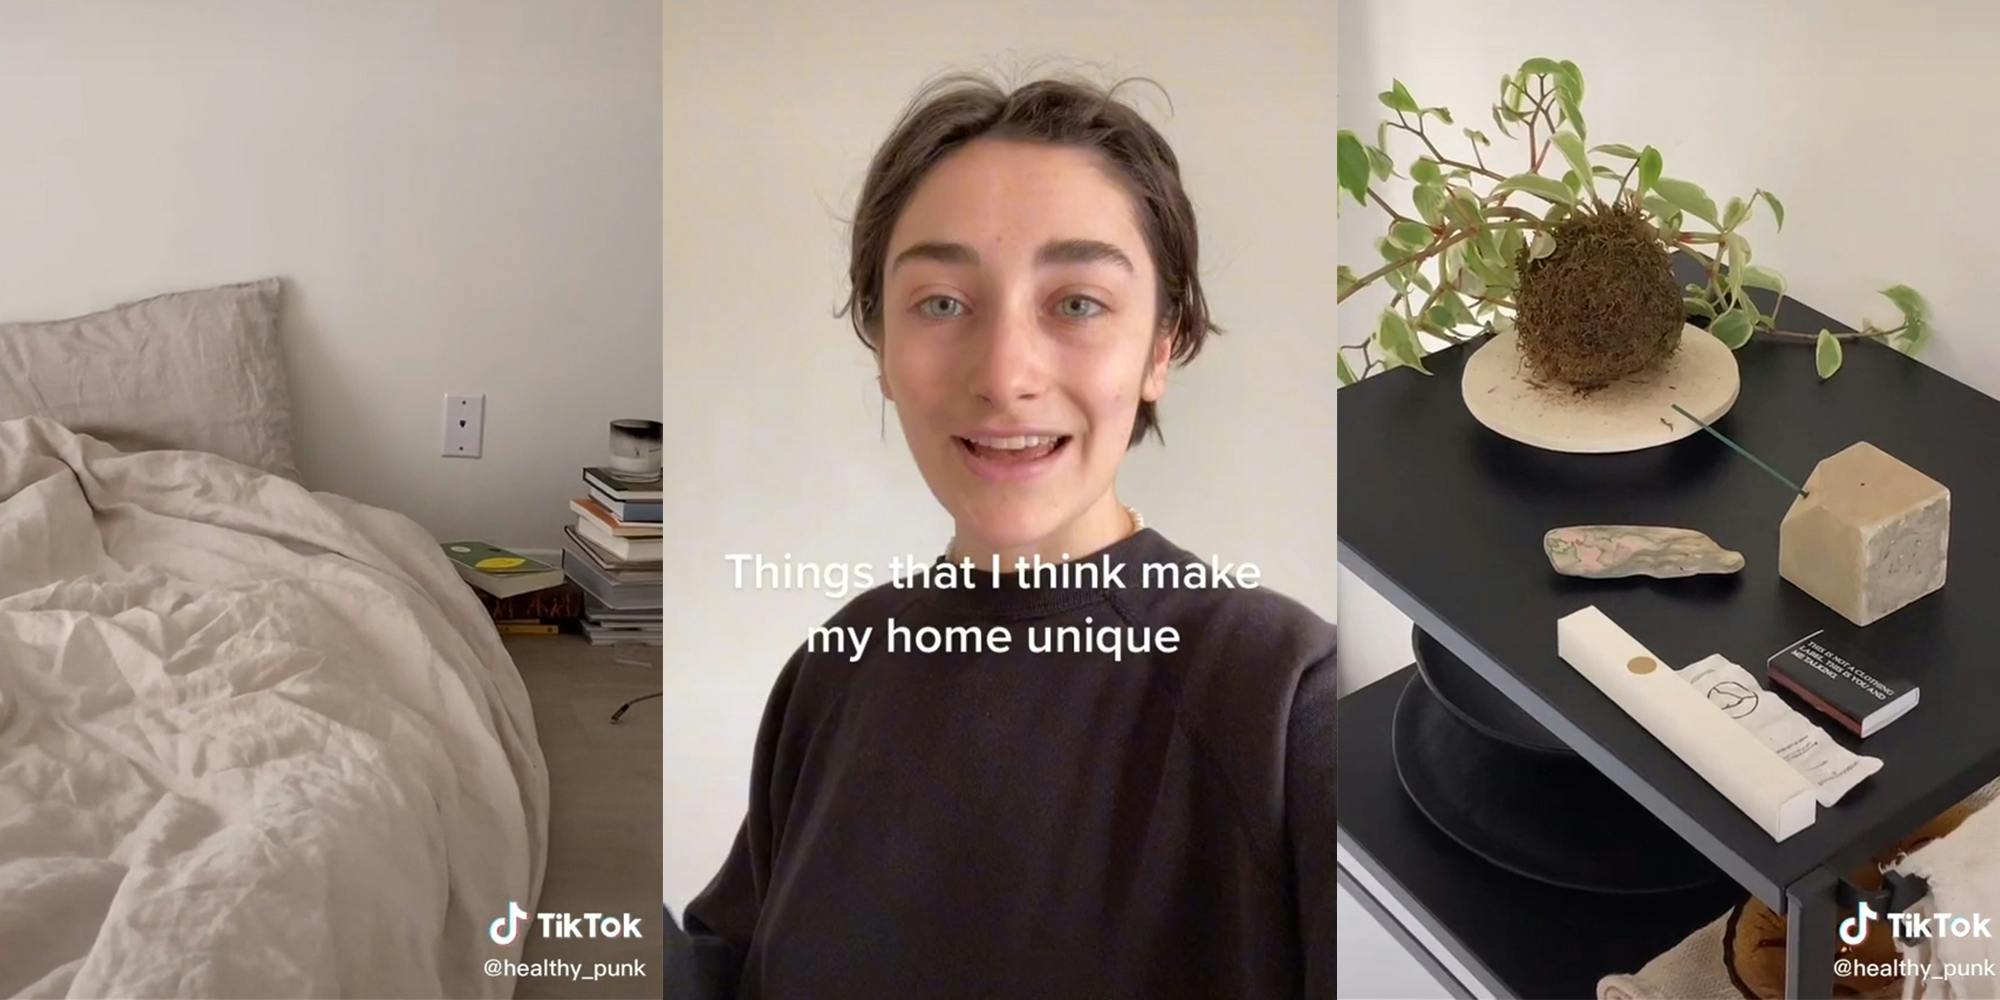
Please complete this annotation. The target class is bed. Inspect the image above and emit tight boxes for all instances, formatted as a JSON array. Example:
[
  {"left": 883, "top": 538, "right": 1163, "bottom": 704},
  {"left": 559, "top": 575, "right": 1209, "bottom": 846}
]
[{"left": 0, "top": 280, "right": 549, "bottom": 997}]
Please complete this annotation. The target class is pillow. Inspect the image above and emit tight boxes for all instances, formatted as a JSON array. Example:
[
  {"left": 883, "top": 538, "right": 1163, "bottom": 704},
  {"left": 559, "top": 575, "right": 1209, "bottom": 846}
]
[{"left": 0, "top": 278, "right": 298, "bottom": 479}]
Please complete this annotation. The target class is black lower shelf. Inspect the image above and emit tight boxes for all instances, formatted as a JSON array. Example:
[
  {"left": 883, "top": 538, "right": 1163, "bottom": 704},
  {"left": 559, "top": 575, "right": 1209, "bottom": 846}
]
[{"left": 1338, "top": 664, "right": 1750, "bottom": 999}]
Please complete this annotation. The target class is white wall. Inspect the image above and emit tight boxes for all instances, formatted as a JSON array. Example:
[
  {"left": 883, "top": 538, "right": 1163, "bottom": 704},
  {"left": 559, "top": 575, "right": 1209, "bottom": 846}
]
[
  {"left": 1337, "top": 0, "right": 2000, "bottom": 692},
  {"left": 0, "top": 0, "right": 662, "bottom": 552},
  {"left": 664, "top": 0, "right": 1338, "bottom": 907}
]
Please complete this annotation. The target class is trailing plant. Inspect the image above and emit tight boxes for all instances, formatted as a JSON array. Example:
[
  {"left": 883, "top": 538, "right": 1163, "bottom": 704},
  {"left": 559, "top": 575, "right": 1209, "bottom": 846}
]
[{"left": 1336, "top": 58, "right": 1930, "bottom": 386}]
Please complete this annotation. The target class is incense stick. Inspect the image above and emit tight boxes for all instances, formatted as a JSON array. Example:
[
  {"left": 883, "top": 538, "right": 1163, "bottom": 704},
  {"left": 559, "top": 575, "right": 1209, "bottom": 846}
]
[{"left": 1669, "top": 404, "right": 1809, "bottom": 497}]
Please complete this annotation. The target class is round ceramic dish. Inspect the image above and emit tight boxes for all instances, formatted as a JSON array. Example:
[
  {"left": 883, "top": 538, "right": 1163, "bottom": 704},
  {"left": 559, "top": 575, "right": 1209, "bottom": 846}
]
[{"left": 1461, "top": 325, "right": 1740, "bottom": 454}]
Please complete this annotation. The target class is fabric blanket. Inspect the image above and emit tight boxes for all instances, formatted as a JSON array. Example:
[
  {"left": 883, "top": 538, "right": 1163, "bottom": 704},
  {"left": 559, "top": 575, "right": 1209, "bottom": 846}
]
[
  {"left": 0, "top": 417, "right": 548, "bottom": 998},
  {"left": 1888, "top": 778, "right": 2000, "bottom": 1000}
]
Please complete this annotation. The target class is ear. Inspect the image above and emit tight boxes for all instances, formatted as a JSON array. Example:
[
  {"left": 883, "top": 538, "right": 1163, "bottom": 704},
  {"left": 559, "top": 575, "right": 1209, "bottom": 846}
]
[
  {"left": 1140, "top": 332, "right": 1172, "bottom": 402},
  {"left": 877, "top": 370, "right": 894, "bottom": 402}
]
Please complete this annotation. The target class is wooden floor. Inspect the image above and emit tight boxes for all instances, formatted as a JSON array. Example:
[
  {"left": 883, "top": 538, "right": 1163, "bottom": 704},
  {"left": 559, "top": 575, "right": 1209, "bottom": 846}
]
[{"left": 506, "top": 636, "right": 662, "bottom": 1000}]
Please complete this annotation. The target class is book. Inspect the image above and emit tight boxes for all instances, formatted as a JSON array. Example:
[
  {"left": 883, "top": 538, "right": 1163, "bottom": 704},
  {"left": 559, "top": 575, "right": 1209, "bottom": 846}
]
[
  {"left": 586, "top": 484, "right": 663, "bottom": 523},
  {"left": 563, "top": 527, "right": 663, "bottom": 579},
  {"left": 1767, "top": 629, "right": 1920, "bottom": 738},
  {"left": 571, "top": 496, "right": 665, "bottom": 538},
  {"left": 495, "top": 623, "right": 561, "bottom": 636},
  {"left": 563, "top": 548, "right": 664, "bottom": 610},
  {"left": 441, "top": 541, "right": 565, "bottom": 598},
  {"left": 573, "top": 515, "right": 664, "bottom": 561},
  {"left": 583, "top": 466, "right": 663, "bottom": 502},
  {"left": 476, "top": 582, "right": 587, "bottom": 622}
]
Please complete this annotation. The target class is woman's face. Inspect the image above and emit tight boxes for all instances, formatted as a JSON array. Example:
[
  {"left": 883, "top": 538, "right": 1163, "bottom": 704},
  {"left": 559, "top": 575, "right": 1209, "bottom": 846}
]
[{"left": 878, "top": 138, "right": 1170, "bottom": 557}]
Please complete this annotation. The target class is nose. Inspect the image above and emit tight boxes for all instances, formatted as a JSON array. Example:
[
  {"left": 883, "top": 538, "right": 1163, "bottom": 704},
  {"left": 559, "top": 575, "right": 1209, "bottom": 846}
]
[{"left": 969, "top": 298, "right": 1046, "bottom": 404}]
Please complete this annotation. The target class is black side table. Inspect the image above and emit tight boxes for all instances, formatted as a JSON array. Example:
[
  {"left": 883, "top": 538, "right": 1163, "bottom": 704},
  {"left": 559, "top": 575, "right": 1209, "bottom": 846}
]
[{"left": 1337, "top": 262, "right": 2000, "bottom": 999}]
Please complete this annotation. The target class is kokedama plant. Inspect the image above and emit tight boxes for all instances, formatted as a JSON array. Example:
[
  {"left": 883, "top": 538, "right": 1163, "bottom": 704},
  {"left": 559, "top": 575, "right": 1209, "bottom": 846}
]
[{"left": 1336, "top": 58, "right": 1931, "bottom": 387}]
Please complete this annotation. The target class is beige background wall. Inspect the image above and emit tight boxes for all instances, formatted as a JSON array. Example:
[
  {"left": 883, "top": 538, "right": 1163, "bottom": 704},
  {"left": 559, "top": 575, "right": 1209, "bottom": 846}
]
[
  {"left": 0, "top": 0, "right": 662, "bottom": 552},
  {"left": 664, "top": 0, "right": 1339, "bottom": 908}
]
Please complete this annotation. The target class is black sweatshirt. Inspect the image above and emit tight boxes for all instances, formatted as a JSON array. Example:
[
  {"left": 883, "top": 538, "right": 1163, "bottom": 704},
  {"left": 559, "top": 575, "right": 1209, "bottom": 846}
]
[{"left": 670, "top": 528, "right": 1337, "bottom": 999}]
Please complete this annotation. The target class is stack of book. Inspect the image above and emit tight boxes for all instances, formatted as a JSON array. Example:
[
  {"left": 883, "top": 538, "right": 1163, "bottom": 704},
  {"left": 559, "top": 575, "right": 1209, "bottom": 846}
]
[
  {"left": 441, "top": 540, "right": 585, "bottom": 636},
  {"left": 564, "top": 466, "right": 663, "bottom": 646}
]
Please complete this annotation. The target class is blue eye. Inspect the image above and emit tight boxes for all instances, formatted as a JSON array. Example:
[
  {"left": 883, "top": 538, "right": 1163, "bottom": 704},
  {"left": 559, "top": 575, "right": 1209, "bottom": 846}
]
[
  {"left": 917, "top": 296, "right": 966, "bottom": 320},
  {"left": 1057, "top": 295, "right": 1105, "bottom": 319}
]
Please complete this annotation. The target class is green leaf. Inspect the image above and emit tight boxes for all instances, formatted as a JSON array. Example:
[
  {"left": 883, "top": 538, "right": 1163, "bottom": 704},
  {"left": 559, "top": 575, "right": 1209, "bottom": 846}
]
[
  {"left": 1337, "top": 130, "right": 1370, "bottom": 206},
  {"left": 1520, "top": 57, "right": 1560, "bottom": 76},
  {"left": 1506, "top": 68, "right": 1529, "bottom": 113},
  {"left": 1337, "top": 352, "right": 1358, "bottom": 386},
  {"left": 1591, "top": 166, "right": 1622, "bottom": 179},
  {"left": 1463, "top": 127, "right": 1491, "bottom": 147},
  {"left": 1816, "top": 329, "right": 1843, "bottom": 379},
  {"left": 1444, "top": 187, "right": 1484, "bottom": 229},
  {"left": 1635, "top": 147, "right": 1662, "bottom": 201},
  {"left": 1591, "top": 143, "right": 1641, "bottom": 159},
  {"left": 1376, "top": 238, "right": 1402, "bottom": 263},
  {"left": 1642, "top": 194, "right": 1678, "bottom": 222},
  {"left": 1724, "top": 233, "right": 1749, "bottom": 302},
  {"left": 1557, "top": 60, "right": 1584, "bottom": 102},
  {"left": 1490, "top": 105, "right": 1516, "bottom": 140},
  {"left": 1655, "top": 211, "right": 1683, "bottom": 246},
  {"left": 1388, "top": 221, "right": 1434, "bottom": 250},
  {"left": 1424, "top": 106, "right": 1455, "bottom": 125},
  {"left": 1653, "top": 177, "right": 1718, "bottom": 226},
  {"left": 1722, "top": 196, "right": 1750, "bottom": 231},
  {"left": 1740, "top": 265, "right": 1786, "bottom": 294},
  {"left": 1552, "top": 132, "right": 1594, "bottom": 196},
  {"left": 1492, "top": 172, "right": 1577, "bottom": 205},
  {"left": 1336, "top": 265, "right": 1359, "bottom": 298},
  {"left": 1380, "top": 79, "right": 1419, "bottom": 113},
  {"left": 1456, "top": 263, "right": 1488, "bottom": 299},
  {"left": 1881, "top": 284, "right": 1928, "bottom": 325},
  {"left": 1377, "top": 120, "right": 1389, "bottom": 152},
  {"left": 1412, "top": 184, "right": 1446, "bottom": 226},
  {"left": 1557, "top": 90, "right": 1586, "bottom": 140},
  {"left": 1410, "top": 158, "right": 1441, "bottom": 184},
  {"left": 1757, "top": 190, "right": 1785, "bottom": 231},
  {"left": 1443, "top": 289, "right": 1478, "bottom": 326},
  {"left": 1377, "top": 309, "right": 1430, "bottom": 374},
  {"left": 1882, "top": 285, "right": 1930, "bottom": 353},
  {"left": 1709, "top": 308, "right": 1755, "bottom": 349},
  {"left": 1683, "top": 296, "right": 1714, "bottom": 319},
  {"left": 1367, "top": 145, "right": 1394, "bottom": 182},
  {"left": 1560, "top": 169, "right": 1583, "bottom": 195},
  {"left": 1529, "top": 231, "right": 1556, "bottom": 261}
]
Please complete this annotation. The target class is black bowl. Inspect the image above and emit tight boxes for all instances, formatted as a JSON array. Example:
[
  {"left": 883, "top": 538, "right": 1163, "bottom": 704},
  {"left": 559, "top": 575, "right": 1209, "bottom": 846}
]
[
  {"left": 1392, "top": 672, "right": 1726, "bottom": 895},
  {"left": 1411, "top": 624, "right": 1573, "bottom": 756}
]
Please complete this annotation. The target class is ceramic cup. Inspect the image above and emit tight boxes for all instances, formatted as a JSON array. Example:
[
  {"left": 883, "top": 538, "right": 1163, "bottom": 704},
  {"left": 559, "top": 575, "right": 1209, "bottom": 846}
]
[{"left": 609, "top": 419, "right": 663, "bottom": 475}]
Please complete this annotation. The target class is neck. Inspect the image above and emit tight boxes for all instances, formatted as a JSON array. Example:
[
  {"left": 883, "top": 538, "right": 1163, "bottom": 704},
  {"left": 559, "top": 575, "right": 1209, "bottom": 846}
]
[{"left": 948, "top": 491, "right": 1134, "bottom": 571}]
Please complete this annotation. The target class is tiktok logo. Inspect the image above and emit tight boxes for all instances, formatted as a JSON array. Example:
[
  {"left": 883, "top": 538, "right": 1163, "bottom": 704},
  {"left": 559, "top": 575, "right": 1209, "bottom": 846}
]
[
  {"left": 489, "top": 901, "right": 531, "bottom": 945},
  {"left": 1841, "top": 901, "right": 1877, "bottom": 945}
]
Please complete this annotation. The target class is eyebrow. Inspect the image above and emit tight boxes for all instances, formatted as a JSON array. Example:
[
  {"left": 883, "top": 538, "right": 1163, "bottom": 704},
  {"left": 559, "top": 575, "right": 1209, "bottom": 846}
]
[{"left": 888, "top": 238, "right": 1135, "bottom": 274}]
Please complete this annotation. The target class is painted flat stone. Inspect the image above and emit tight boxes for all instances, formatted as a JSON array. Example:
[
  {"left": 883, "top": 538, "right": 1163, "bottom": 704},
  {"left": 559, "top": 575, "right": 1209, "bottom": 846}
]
[
  {"left": 1780, "top": 441, "right": 1949, "bottom": 627},
  {"left": 1545, "top": 525, "right": 1746, "bottom": 579}
]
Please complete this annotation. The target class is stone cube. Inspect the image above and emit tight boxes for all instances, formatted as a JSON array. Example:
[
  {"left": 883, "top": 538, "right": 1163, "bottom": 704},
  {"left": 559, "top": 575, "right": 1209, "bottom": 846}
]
[{"left": 1779, "top": 441, "right": 1949, "bottom": 626}]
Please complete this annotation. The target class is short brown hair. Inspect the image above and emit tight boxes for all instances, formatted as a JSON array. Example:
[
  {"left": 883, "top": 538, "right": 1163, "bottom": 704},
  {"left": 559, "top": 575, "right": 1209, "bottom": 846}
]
[{"left": 842, "top": 74, "right": 1218, "bottom": 447}]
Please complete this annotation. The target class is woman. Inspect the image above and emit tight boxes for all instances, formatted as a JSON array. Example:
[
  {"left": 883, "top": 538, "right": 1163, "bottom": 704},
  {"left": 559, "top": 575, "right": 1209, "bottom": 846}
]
[{"left": 673, "top": 74, "right": 1336, "bottom": 1000}]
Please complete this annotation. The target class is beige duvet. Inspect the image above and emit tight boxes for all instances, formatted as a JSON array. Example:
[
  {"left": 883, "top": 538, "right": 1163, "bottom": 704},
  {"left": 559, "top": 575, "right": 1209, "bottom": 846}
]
[{"left": 0, "top": 417, "right": 548, "bottom": 998}]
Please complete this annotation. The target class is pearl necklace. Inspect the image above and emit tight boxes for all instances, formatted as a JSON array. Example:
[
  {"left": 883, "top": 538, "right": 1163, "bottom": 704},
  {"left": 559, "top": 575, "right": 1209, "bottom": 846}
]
[{"left": 948, "top": 505, "right": 1144, "bottom": 561}]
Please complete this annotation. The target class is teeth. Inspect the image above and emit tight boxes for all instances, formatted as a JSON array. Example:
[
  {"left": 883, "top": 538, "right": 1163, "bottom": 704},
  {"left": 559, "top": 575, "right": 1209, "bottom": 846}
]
[{"left": 967, "top": 435, "right": 1061, "bottom": 450}]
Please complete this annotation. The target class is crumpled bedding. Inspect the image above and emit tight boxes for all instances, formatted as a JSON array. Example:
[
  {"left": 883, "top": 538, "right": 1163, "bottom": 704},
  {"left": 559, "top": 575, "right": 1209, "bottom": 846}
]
[{"left": 0, "top": 417, "right": 548, "bottom": 998}]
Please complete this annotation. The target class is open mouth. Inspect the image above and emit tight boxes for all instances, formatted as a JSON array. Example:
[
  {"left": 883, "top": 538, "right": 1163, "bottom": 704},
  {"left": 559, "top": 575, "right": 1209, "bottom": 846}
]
[{"left": 955, "top": 434, "right": 1071, "bottom": 465}]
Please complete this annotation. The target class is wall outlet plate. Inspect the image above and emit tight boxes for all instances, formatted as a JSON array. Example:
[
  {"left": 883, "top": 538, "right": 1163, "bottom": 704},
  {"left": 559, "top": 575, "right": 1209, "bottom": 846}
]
[{"left": 443, "top": 393, "right": 485, "bottom": 458}]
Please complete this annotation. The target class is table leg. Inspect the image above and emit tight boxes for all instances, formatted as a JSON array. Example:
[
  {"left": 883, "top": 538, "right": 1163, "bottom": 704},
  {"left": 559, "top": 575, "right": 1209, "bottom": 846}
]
[{"left": 1786, "top": 867, "right": 1840, "bottom": 1000}]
